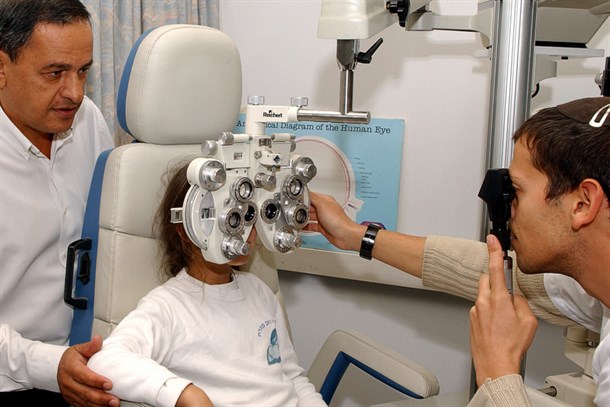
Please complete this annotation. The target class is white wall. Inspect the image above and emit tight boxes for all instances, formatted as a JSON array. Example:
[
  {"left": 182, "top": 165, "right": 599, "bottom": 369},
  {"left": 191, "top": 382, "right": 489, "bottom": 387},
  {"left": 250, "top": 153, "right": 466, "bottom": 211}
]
[{"left": 220, "top": 1, "right": 609, "bottom": 405}]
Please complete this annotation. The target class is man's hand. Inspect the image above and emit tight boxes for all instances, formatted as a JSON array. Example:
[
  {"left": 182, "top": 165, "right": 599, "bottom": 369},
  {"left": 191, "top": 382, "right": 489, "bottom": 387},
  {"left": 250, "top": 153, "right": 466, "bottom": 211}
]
[
  {"left": 57, "top": 335, "right": 120, "bottom": 407},
  {"left": 176, "top": 384, "right": 214, "bottom": 407},
  {"left": 305, "top": 192, "right": 366, "bottom": 251},
  {"left": 469, "top": 235, "right": 538, "bottom": 386}
]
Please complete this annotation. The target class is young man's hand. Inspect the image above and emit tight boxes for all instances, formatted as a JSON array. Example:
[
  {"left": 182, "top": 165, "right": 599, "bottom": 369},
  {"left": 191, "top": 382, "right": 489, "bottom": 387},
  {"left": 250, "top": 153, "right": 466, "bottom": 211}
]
[{"left": 469, "top": 235, "right": 538, "bottom": 386}]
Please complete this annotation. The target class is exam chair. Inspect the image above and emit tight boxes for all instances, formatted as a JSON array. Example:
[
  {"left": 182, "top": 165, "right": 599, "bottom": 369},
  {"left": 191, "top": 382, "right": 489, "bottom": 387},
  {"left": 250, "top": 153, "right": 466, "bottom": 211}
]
[{"left": 65, "top": 24, "right": 439, "bottom": 406}]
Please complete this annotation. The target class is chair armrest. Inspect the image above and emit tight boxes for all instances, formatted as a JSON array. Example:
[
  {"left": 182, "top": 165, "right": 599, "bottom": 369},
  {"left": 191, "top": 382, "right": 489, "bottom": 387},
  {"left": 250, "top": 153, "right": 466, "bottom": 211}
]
[{"left": 308, "top": 330, "right": 440, "bottom": 404}]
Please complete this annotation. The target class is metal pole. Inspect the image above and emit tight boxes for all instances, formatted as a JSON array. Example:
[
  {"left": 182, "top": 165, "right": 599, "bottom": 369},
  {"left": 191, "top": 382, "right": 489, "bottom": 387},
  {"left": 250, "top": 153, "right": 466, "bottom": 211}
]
[
  {"left": 340, "top": 69, "right": 354, "bottom": 115},
  {"left": 487, "top": 0, "right": 536, "bottom": 169},
  {"left": 479, "top": 0, "right": 537, "bottom": 243},
  {"left": 336, "top": 39, "right": 359, "bottom": 115},
  {"left": 472, "top": 0, "right": 537, "bottom": 399}
]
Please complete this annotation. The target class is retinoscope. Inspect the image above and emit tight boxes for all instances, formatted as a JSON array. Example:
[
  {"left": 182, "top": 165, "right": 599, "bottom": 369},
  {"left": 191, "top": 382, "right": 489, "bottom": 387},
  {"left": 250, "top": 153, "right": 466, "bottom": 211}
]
[
  {"left": 478, "top": 168, "right": 515, "bottom": 293},
  {"left": 472, "top": 168, "right": 520, "bottom": 398}
]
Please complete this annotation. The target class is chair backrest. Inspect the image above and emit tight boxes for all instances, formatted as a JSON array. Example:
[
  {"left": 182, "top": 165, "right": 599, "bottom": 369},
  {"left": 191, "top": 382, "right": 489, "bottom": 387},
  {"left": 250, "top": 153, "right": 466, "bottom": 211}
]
[{"left": 68, "top": 24, "right": 286, "bottom": 344}]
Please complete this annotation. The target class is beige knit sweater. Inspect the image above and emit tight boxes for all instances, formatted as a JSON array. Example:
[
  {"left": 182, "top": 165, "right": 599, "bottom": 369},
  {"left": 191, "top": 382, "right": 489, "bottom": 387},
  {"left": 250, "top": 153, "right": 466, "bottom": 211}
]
[
  {"left": 422, "top": 235, "right": 572, "bottom": 326},
  {"left": 421, "top": 235, "right": 575, "bottom": 406}
]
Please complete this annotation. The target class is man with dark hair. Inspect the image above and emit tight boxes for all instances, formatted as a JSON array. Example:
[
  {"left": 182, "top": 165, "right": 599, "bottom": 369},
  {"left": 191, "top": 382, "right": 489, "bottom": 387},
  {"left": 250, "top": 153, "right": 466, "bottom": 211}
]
[
  {"left": 307, "top": 96, "right": 609, "bottom": 406},
  {"left": 0, "top": 1, "right": 118, "bottom": 406}
]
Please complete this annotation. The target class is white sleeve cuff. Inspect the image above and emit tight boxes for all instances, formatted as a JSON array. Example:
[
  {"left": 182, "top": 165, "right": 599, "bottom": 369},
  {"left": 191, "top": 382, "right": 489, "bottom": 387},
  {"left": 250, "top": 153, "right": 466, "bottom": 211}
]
[
  {"left": 28, "top": 341, "right": 67, "bottom": 392},
  {"left": 155, "top": 377, "right": 192, "bottom": 407}
]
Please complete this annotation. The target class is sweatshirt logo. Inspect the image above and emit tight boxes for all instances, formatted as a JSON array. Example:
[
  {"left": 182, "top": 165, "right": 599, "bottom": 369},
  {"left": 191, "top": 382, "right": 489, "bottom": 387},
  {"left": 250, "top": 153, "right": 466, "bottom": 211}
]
[{"left": 267, "top": 328, "right": 281, "bottom": 365}]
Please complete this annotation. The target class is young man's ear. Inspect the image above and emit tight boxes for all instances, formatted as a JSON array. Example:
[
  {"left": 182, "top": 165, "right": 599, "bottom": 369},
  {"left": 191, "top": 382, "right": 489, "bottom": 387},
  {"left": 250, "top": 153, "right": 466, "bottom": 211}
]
[{"left": 571, "top": 178, "right": 605, "bottom": 230}]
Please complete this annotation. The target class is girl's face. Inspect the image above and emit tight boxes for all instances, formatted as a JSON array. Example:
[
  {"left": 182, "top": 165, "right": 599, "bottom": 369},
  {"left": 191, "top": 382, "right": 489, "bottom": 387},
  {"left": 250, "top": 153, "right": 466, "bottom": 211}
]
[
  {"left": 186, "top": 227, "right": 259, "bottom": 283},
  {"left": 227, "top": 227, "right": 258, "bottom": 267}
]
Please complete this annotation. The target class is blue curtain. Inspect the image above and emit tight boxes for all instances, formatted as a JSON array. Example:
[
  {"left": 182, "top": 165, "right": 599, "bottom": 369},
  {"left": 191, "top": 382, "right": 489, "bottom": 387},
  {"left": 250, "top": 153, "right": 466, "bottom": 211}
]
[{"left": 83, "top": 0, "right": 220, "bottom": 145}]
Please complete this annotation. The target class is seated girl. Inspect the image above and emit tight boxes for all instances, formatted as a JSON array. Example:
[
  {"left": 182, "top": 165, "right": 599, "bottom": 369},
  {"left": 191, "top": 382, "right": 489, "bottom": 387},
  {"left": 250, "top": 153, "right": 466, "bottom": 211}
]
[{"left": 88, "top": 163, "right": 326, "bottom": 407}]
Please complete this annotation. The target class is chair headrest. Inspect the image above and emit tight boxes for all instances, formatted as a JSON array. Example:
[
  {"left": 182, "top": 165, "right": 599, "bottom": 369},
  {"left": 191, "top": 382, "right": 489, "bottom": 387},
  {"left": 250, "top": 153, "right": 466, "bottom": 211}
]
[{"left": 117, "top": 24, "right": 242, "bottom": 144}]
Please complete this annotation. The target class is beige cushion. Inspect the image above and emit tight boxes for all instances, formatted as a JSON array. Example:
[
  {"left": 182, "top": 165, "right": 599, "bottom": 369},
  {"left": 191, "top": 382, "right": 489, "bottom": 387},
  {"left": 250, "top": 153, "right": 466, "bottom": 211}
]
[{"left": 120, "top": 24, "right": 242, "bottom": 144}]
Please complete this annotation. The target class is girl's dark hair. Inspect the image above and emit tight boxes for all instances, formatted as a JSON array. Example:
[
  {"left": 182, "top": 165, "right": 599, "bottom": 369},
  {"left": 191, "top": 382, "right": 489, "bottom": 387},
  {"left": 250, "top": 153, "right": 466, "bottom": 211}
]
[
  {"left": 155, "top": 161, "right": 194, "bottom": 279},
  {"left": 0, "top": 0, "right": 91, "bottom": 61}
]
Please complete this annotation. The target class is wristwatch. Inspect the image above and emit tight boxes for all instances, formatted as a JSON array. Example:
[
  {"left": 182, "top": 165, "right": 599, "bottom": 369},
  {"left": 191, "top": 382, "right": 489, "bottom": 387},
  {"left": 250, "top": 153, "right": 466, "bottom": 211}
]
[{"left": 359, "top": 224, "right": 381, "bottom": 260}]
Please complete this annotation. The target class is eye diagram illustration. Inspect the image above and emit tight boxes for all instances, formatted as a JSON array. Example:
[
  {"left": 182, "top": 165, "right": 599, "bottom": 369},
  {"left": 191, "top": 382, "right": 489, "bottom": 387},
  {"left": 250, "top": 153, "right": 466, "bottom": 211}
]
[{"left": 295, "top": 136, "right": 363, "bottom": 225}]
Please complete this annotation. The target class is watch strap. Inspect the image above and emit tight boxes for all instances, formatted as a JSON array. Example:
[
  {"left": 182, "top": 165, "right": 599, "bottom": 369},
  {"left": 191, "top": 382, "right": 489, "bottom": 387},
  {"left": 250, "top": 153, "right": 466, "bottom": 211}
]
[{"left": 359, "top": 224, "right": 381, "bottom": 260}]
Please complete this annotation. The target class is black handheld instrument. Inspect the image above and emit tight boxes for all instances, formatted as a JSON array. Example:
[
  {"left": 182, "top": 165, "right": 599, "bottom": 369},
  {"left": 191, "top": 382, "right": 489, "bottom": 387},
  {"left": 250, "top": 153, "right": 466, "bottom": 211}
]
[
  {"left": 470, "top": 168, "right": 523, "bottom": 399},
  {"left": 478, "top": 169, "right": 514, "bottom": 250},
  {"left": 478, "top": 168, "right": 515, "bottom": 293}
]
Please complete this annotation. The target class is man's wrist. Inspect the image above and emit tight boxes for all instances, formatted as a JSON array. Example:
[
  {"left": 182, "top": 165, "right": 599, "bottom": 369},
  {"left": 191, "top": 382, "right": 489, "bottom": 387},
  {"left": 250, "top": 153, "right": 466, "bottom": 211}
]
[{"left": 30, "top": 341, "right": 66, "bottom": 392}]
